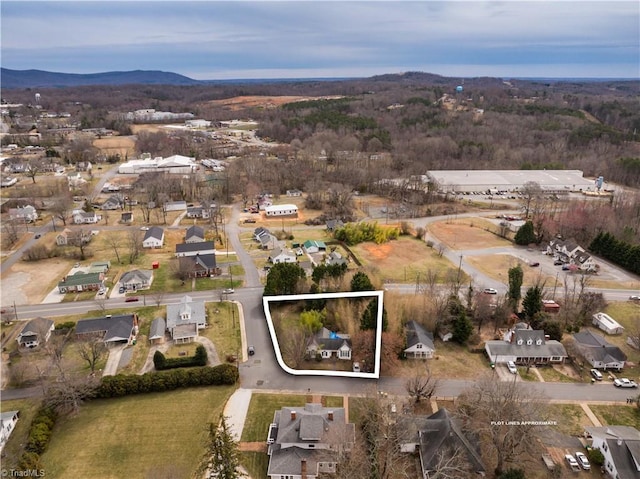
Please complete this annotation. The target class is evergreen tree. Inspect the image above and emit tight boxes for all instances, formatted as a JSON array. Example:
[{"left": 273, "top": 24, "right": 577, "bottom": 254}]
[
  {"left": 264, "top": 262, "right": 306, "bottom": 295},
  {"left": 451, "top": 308, "right": 473, "bottom": 344},
  {"left": 514, "top": 220, "right": 536, "bottom": 245},
  {"left": 522, "top": 285, "right": 543, "bottom": 320},
  {"left": 507, "top": 264, "right": 523, "bottom": 309},
  {"left": 361, "top": 299, "right": 387, "bottom": 331},
  {"left": 351, "top": 271, "right": 374, "bottom": 291},
  {"left": 203, "top": 415, "right": 240, "bottom": 479}
]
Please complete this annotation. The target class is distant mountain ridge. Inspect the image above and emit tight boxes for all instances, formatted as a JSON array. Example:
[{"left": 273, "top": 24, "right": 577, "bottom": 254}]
[{"left": 1, "top": 68, "right": 201, "bottom": 88}]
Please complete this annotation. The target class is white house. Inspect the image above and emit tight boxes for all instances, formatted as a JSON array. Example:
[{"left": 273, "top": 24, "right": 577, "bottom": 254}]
[
  {"left": 0, "top": 411, "right": 19, "bottom": 452},
  {"left": 286, "top": 189, "right": 303, "bottom": 197},
  {"left": 142, "top": 227, "right": 164, "bottom": 248},
  {"left": 592, "top": 312, "right": 625, "bottom": 335},
  {"left": 73, "top": 211, "right": 101, "bottom": 224},
  {"left": 485, "top": 328, "right": 567, "bottom": 365},
  {"left": 404, "top": 321, "right": 436, "bottom": 359},
  {"left": 265, "top": 204, "right": 298, "bottom": 217},
  {"left": 269, "top": 247, "right": 297, "bottom": 264},
  {"left": 306, "top": 327, "right": 352, "bottom": 360},
  {"left": 16, "top": 317, "right": 54, "bottom": 348},
  {"left": 584, "top": 426, "right": 640, "bottom": 479},
  {"left": 9, "top": 205, "right": 38, "bottom": 222}
]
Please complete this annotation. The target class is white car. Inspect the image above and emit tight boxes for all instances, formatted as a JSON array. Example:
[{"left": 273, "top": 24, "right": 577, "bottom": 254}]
[
  {"left": 613, "top": 378, "right": 638, "bottom": 388},
  {"left": 574, "top": 451, "right": 590, "bottom": 470},
  {"left": 630, "top": 295, "right": 640, "bottom": 301},
  {"left": 507, "top": 361, "right": 518, "bottom": 374},
  {"left": 223, "top": 288, "right": 235, "bottom": 294},
  {"left": 140, "top": 226, "right": 149, "bottom": 231},
  {"left": 483, "top": 288, "right": 498, "bottom": 295},
  {"left": 565, "top": 454, "right": 580, "bottom": 471}
]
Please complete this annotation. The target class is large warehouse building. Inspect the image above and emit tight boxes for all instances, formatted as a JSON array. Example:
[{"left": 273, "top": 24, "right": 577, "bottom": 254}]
[{"left": 427, "top": 170, "right": 599, "bottom": 194}]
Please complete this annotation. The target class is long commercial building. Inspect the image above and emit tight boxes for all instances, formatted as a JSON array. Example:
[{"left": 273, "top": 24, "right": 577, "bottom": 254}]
[{"left": 427, "top": 170, "right": 600, "bottom": 193}]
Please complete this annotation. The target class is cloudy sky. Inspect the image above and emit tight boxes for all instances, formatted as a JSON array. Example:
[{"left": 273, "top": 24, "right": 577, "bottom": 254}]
[{"left": 1, "top": 1, "right": 638, "bottom": 80}]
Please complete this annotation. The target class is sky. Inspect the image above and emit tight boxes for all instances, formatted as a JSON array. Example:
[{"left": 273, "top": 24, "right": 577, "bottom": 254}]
[{"left": 1, "top": 1, "right": 639, "bottom": 80}]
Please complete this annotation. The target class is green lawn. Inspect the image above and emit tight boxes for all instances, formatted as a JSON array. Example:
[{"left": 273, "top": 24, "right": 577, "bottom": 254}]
[
  {"left": 546, "top": 404, "right": 591, "bottom": 436},
  {"left": 0, "top": 398, "right": 42, "bottom": 469},
  {"left": 203, "top": 302, "right": 242, "bottom": 362},
  {"left": 241, "top": 393, "right": 307, "bottom": 442},
  {"left": 240, "top": 451, "right": 269, "bottom": 479},
  {"left": 324, "top": 396, "right": 344, "bottom": 408},
  {"left": 591, "top": 404, "right": 640, "bottom": 429},
  {"left": 40, "top": 386, "right": 236, "bottom": 479},
  {"left": 536, "top": 366, "right": 577, "bottom": 383}
]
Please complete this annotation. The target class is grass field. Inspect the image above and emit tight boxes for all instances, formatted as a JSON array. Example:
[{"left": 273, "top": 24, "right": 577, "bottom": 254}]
[
  {"left": 241, "top": 393, "right": 308, "bottom": 442},
  {"left": 240, "top": 451, "right": 269, "bottom": 479},
  {"left": 0, "top": 398, "right": 42, "bottom": 469},
  {"left": 590, "top": 404, "right": 640, "bottom": 429},
  {"left": 428, "top": 218, "right": 512, "bottom": 250},
  {"left": 546, "top": 404, "right": 592, "bottom": 436},
  {"left": 600, "top": 302, "right": 640, "bottom": 366},
  {"left": 351, "top": 236, "right": 463, "bottom": 284},
  {"left": 40, "top": 386, "right": 236, "bottom": 479},
  {"left": 465, "top": 253, "right": 555, "bottom": 287}
]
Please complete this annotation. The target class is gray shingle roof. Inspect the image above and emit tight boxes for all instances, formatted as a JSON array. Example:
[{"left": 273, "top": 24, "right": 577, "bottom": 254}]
[
  {"left": 185, "top": 225, "right": 205, "bottom": 240},
  {"left": 143, "top": 226, "right": 164, "bottom": 241},
  {"left": 120, "top": 269, "right": 153, "bottom": 284},
  {"left": 75, "top": 314, "right": 134, "bottom": 343},
  {"left": 166, "top": 295, "right": 206, "bottom": 330},
  {"left": 149, "top": 318, "right": 166, "bottom": 340},
  {"left": 485, "top": 339, "right": 567, "bottom": 359},
  {"left": 573, "top": 330, "right": 627, "bottom": 363},
  {"left": 18, "top": 317, "right": 54, "bottom": 338},
  {"left": 405, "top": 320, "right": 435, "bottom": 350},
  {"left": 175, "top": 241, "right": 215, "bottom": 254}
]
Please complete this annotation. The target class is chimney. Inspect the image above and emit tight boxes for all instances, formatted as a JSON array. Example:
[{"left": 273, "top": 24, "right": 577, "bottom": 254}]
[
  {"left": 301, "top": 459, "right": 307, "bottom": 479},
  {"left": 291, "top": 410, "right": 296, "bottom": 421},
  {"left": 328, "top": 411, "right": 334, "bottom": 421}
]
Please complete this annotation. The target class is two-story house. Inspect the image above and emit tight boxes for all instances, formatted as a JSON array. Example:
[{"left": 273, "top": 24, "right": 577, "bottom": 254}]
[{"left": 267, "top": 403, "right": 355, "bottom": 479}]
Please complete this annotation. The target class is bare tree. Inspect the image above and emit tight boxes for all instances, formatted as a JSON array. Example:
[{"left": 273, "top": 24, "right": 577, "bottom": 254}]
[
  {"left": 51, "top": 195, "right": 74, "bottom": 227},
  {"left": 77, "top": 338, "right": 107, "bottom": 373},
  {"left": 278, "top": 324, "right": 310, "bottom": 369},
  {"left": 405, "top": 368, "right": 439, "bottom": 403},
  {"left": 24, "top": 159, "right": 43, "bottom": 183},
  {"left": 127, "top": 229, "right": 143, "bottom": 264},
  {"left": 456, "top": 374, "right": 549, "bottom": 476},
  {"left": 68, "top": 228, "right": 90, "bottom": 260},
  {"left": 520, "top": 181, "right": 543, "bottom": 220},
  {"left": 2, "top": 219, "right": 21, "bottom": 248},
  {"left": 106, "top": 233, "right": 123, "bottom": 264},
  {"left": 150, "top": 291, "right": 165, "bottom": 308},
  {"left": 94, "top": 297, "right": 108, "bottom": 314}
]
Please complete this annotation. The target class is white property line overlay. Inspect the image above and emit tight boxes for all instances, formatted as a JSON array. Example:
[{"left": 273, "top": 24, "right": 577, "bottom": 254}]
[{"left": 262, "top": 290, "right": 384, "bottom": 379}]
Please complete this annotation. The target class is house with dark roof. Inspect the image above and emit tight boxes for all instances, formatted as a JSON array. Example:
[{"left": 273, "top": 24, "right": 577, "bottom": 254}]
[
  {"left": 572, "top": 330, "right": 627, "bottom": 370},
  {"left": 186, "top": 206, "right": 210, "bottom": 219},
  {"left": 149, "top": 317, "right": 166, "bottom": 344},
  {"left": 75, "top": 314, "right": 136, "bottom": 346},
  {"left": 306, "top": 327, "right": 351, "bottom": 360},
  {"left": 398, "top": 408, "right": 486, "bottom": 478},
  {"left": 485, "top": 328, "right": 567, "bottom": 365},
  {"left": 324, "top": 251, "right": 346, "bottom": 267},
  {"left": 166, "top": 295, "right": 207, "bottom": 343},
  {"left": 178, "top": 254, "right": 218, "bottom": 278},
  {"left": 185, "top": 225, "right": 205, "bottom": 243},
  {"left": 120, "top": 212, "right": 133, "bottom": 223},
  {"left": 326, "top": 219, "right": 344, "bottom": 232},
  {"left": 58, "top": 272, "right": 104, "bottom": 293},
  {"left": 142, "top": 226, "right": 164, "bottom": 248},
  {"left": 404, "top": 320, "right": 435, "bottom": 359},
  {"left": 584, "top": 426, "right": 640, "bottom": 479},
  {"left": 16, "top": 317, "right": 54, "bottom": 348},
  {"left": 267, "top": 403, "right": 355, "bottom": 479},
  {"left": 175, "top": 240, "right": 215, "bottom": 257},
  {"left": 119, "top": 269, "right": 154, "bottom": 291}
]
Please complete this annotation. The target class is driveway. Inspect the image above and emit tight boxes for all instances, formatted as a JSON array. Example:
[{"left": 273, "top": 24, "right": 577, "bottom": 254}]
[{"left": 102, "top": 344, "right": 127, "bottom": 376}]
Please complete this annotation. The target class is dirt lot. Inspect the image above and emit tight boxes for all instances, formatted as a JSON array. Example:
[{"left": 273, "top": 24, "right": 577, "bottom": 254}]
[
  {"left": 465, "top": 253, "right": 556, "bottom": 287},
  {"left": 1, "top": 258, "right": 72, "bottom": 306},
  {"left": 93, "top": 135, "right": 136, "bottom": 158},
  {"left": 428, "top": 218, "right": 512, "bottom": 250},
  {"left": 204, "top": 95, "right": 344, "bottom": 111}
]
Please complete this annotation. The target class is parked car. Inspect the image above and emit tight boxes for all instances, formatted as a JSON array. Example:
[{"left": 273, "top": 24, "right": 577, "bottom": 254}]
[
  {"left": 243, "top": 218, "right": 256, "bottom": 224},
  {"left": 630, "top": 295, "right": 640, "bottom": 301},
  {"left": 562, "top": 264, "right": 571, "bottom": 271},
  {"left": 565, "top": 454, "right": 580, "bottom": 471},
  {"left": 98, "top": 289, "right": 106, "bottom": 296},
  {"left": 574, "top": 451, "right": 590, "bottom": 470},
  {"left": 529, "top": 262, "right": 540, "bottom": 267},
  {"left": 140, "top": 226, "right": 149, "bottom": 231},
  {"left": 34, "top": 234, "right": 41, "bottom": 239},
  {"left": 119, "top": 287, "right": 125, "bottom": 294},
  {"left": 613, "top": 378, "right": 638, "bottom": 388},
  {"left": 553, "top": 260, "right": 563, "bottom": 266},
  {"left": 590, "top": 369, "right": 603, "bottom": 381},
  {"left": 507, "top": 361, "right": 518, "bottom": 374},
  {"left": 483, "top": 288, "right": 498, "bottom": 295},
  {"left": 352, "top": 362, "right": 361, "bottom": 373},
  {"left": 223, "top": 288, "right": 235, "bottom": 294},
  {"left": 248, "top": 346, "right": 255, "bottom": 356},
  {"left": 124, "top": 296, "right": 139, "bottom": 302}
]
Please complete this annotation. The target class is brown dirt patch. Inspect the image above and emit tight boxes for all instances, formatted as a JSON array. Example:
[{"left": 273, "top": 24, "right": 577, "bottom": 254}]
[
  {"left": 465, "top": 254, "right": 555, "bottom": 287},
  {"left": 93, "top": 136, "right": 136, "bottom": 157},
  {"left": 361, "top": 243, "right": 392, "bottom": 261},
  {"left": 238, "top": 442, "right": 267, "bottom": 452},
  {"left": 205, "top": 95, "right": 344, "bottom": 111},
  {"left": 428, "top": 218, "right": 511, "bottom": 250}
]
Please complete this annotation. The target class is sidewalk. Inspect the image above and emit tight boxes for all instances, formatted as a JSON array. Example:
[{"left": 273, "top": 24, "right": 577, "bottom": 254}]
[{"left": 223, "top": 388, "right": 253, "bottom": 441}]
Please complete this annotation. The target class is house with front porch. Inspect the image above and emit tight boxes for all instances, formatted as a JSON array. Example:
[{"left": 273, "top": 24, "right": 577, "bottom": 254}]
[
  {"left": 16, "top": 317, "right": 54, "bottom": 348},
  {"left": 485, "top": 328, "right": 567, "bottom": 365},
  {"left": 119, "top": 269, "right": 154, "bottom": 291},
  {"left": 58, "top": 272, "right": 104, "bottom": 293},
  {"left": 166, "top": 295, "right": 206, "bottom": 343},
  {"left": 306, "top": 327, "right": 352, "bottom": 360},
  {"left": 142, "top": 227, "right": 164, "bottom": 248},
  {"left": 178, "top": 254, "right": 219, "bottom": 278},
  {"left": 572, "top": 330, "right": 627, "bottom": 371},
  {"left": 75, "top": 314, "right": 137, "bottom": 346},
  {"left": 404, "top": 320, "right": 436, "bottom": 359}
]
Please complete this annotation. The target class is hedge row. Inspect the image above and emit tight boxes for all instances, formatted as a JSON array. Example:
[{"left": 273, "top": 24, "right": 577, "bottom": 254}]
[
  {"left": 153, "top": 344, "right": 208, "bottom": 370},
  {"left": 97, "top": 364, "right": 239, "bottom": 398},
  {"left": 17, "top": 407, "right": 58, "bottom": 470}
]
